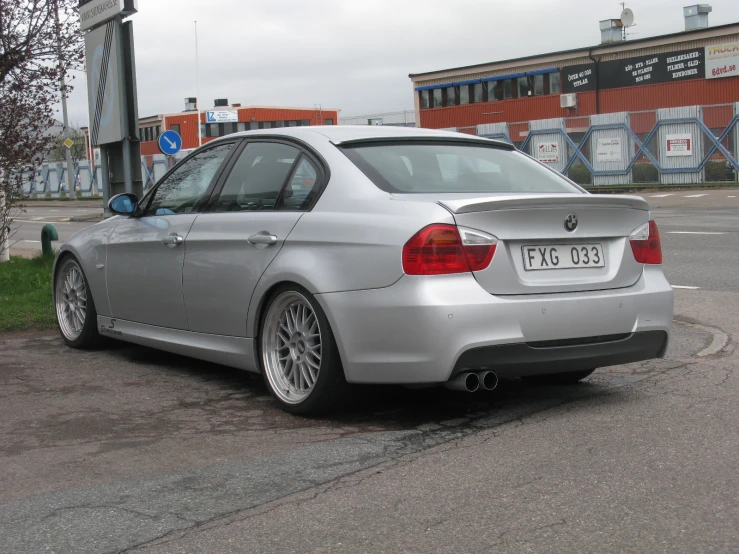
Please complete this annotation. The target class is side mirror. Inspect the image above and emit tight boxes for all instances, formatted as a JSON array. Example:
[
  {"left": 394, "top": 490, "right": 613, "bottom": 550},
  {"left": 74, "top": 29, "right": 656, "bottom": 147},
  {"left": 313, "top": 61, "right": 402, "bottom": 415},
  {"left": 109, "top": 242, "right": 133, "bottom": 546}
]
[{"left": 109, "top": 193, "right": 139, "bottom": 215}]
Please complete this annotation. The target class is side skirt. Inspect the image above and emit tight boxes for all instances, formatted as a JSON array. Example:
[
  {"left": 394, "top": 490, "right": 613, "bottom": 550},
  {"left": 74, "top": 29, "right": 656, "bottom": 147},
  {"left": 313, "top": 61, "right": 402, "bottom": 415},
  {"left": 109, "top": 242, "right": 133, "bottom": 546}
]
[{"left": 97, "top": 316, "right": 260, "bottom": 373}]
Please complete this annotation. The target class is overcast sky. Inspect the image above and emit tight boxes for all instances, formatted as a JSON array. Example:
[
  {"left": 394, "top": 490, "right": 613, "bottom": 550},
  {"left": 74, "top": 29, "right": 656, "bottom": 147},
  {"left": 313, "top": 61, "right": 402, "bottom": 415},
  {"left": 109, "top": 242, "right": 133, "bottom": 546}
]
[{"left": 64, "top": 0, "right": 739, "bottom": 126}]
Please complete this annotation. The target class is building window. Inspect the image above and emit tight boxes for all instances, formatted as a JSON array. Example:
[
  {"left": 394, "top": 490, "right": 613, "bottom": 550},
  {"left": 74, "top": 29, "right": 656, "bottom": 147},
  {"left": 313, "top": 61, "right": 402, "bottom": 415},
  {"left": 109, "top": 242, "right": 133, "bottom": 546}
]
[
  {"left": 155, "top": 125, "right": 161, "bottom": 138},
  {"left": 549, "top": 72, "right": 561, "bottom": 94},
  {"left": 420, "top": 90, "right": 430, "bottom": 109},
  {"left": 170, "top": 124, "right": 181, "bottom": 135},
  {"left": 237, "top": 122, "right": 247, "bottom": 132},
  {"left": 287, "top": 121, "right": 298, "bottom": 127},
  {"left": 432, "top": 88, "right": 443, "bottom": 108},
  {"left": 488, "top": 81, "right": 500, "bottom": 101},
  {"left": 200, "top": 124, "right": 207, "bottom": 137},
  {"left": 274, "top": 121, "right": 284, "bottom": 128},
  {"left": 223, "top": 122, "right": 236, "bottom": 135},
  {"left": 503, "top": 79, "right": 513, "bottom": 99},
  {"left": 324, "top": 118, "right": 334, "bottom": 125},
  {"left": 445, "top": 86, "right": 457, "bottom": 107},
  {"left": 517, "top": 76, "right": 529, "bottom": 97},
  {"left": 260, "top": 121, "right": 273, "bottom": 129},
  {"left": 299, "top": 119, "right": 310, "bottom": 126},
  {"left": 533, "top": 74, "right": 544, "bottom": 95},
  {"left": 472, "top": 82, "right": 484, "bottom": 103},
  {"left": 459, "top": 85, "right": 470, "bottom": 105},
  {"left": 209, "top": 123, "right": 218, "bottom": 137}
]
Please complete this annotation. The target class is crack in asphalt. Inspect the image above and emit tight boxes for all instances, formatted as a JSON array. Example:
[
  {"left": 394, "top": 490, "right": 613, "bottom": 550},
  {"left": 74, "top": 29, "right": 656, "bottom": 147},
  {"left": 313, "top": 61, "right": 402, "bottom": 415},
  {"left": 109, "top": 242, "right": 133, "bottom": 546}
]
[{"left": 119, "top": 358, "right": 707, "bottom": 554}]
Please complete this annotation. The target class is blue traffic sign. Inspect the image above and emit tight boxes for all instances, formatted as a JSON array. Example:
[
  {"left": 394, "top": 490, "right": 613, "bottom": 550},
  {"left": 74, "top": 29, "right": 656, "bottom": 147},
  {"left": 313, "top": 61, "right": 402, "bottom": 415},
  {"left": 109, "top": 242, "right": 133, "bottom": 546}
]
[{"left": 158, "top": 130, "right": 182, "bottom": 155}]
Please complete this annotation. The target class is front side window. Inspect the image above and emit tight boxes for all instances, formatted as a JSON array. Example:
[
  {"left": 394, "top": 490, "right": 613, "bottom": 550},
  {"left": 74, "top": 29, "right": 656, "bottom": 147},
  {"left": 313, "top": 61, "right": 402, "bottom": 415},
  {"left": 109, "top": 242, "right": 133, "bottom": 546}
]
[
  {"left": 432, "top": 88, "right": 442, "bottom": 108},
  {"left": 145, "top": 143, "right": 233, "bottom": 215},
  {"left": 213, "top": 142, "right": 299, "bottom": 212},
  {"left": 550, "top": 71, "right": 562, "bottom": 94},
  {"left": 342, "top": 142, "right": 578, "bottom": 194}
]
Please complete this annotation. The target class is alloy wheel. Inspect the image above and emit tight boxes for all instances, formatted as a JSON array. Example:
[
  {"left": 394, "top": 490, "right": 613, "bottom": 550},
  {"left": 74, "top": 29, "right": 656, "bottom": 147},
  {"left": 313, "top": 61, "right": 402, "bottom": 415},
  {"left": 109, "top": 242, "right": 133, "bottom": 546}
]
[
  {"left": 55, "top": 258, "right": 88, "bottom": 341},
  {"left": 262, "top": 291, "right": 323, "bottom": 405}
]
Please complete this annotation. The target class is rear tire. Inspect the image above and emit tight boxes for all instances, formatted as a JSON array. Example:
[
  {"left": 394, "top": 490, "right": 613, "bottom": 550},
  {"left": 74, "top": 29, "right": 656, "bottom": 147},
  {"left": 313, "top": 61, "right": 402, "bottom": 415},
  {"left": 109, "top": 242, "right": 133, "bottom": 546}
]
[
  {"left": 522, "top": 368, "right": 596, "bottom": 385},
  {"left": 54, "top": 255, "right": 101, "bottom": 349},
  {"left": 259, "top": 285, "right": 347, "bottom": 415}
]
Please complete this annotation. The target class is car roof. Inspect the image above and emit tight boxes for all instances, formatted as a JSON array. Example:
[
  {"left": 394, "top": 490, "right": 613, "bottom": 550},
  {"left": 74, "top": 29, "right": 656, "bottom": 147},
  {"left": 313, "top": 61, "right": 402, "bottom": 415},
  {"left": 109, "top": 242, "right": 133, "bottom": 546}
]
[{"left": 212, "top": 125, "right": 512, "bottom": 149}]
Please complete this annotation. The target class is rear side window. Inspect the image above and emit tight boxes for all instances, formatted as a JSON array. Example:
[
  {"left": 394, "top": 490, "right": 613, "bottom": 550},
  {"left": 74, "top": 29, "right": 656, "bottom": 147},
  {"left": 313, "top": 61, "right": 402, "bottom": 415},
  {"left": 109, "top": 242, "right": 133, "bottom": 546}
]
[
  {"left": 214, "top": 142, "right": 298, "bottom": 211},
  {"left": 341, "top": 142, "right": 578, "bottom": 194}
]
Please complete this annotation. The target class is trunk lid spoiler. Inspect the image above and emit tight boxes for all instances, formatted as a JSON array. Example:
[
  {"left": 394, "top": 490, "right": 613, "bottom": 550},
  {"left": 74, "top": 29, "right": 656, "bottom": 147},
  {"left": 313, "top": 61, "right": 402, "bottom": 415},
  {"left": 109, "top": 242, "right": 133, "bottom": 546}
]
[{"left": 437, "top": 194, "right": 649, "bottom": 214}]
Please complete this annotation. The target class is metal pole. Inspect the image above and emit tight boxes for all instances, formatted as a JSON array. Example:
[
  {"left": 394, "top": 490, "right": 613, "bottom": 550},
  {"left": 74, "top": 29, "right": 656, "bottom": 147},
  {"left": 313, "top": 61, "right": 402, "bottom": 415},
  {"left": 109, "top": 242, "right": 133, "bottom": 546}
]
[
  {"left": 195, "top": 20, "right": 202, "bottom": 147},
  {"left": 100, "top": 145, "right": 111, "bottom": 217},
  {"left": 54, "top": 0, "right": 76, "bottom": 199}
]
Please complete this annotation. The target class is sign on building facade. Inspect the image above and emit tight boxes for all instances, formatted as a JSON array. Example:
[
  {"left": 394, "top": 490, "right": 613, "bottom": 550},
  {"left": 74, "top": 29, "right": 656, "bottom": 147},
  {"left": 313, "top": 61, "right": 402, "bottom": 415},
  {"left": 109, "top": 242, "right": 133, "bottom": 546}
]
[{"left": 705, "top": 41, "right": 739, "bottom": 79}]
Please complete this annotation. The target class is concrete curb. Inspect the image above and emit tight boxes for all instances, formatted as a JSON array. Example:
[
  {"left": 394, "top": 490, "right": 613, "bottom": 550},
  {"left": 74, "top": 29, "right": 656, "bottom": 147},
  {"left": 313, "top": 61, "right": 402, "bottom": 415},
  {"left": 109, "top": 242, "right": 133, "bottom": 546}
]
[{"left": 69, "top": 214, "right": 103, "bottom": 222}]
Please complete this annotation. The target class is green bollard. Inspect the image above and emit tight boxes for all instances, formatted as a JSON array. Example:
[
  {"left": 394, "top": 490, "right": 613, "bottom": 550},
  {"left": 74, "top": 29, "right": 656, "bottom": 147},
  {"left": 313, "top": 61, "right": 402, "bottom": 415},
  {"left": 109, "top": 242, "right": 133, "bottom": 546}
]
[{"left": 41, "top": 224, "right": 58, "bottom": 257}]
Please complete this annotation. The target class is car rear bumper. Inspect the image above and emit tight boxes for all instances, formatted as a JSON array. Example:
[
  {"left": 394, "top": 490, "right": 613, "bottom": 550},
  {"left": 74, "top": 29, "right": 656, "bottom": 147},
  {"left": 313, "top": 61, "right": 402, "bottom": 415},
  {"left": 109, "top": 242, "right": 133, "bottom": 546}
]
[{"left": 316, "top": 266, "right": 674, "bottom": 384}]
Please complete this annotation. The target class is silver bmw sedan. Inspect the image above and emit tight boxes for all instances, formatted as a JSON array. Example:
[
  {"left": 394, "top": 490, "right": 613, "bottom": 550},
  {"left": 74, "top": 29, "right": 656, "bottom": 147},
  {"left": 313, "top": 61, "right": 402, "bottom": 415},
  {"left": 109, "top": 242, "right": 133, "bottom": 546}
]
[{"left": 53, "top": 126, "right": 673, "bottom": 414}]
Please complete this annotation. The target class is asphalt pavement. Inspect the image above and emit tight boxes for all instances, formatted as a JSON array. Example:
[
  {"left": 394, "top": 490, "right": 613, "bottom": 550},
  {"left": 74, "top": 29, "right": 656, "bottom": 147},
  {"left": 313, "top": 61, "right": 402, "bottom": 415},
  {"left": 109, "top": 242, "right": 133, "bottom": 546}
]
[{"left": 1, "top": 190, "right": 738, "bottom": 553}]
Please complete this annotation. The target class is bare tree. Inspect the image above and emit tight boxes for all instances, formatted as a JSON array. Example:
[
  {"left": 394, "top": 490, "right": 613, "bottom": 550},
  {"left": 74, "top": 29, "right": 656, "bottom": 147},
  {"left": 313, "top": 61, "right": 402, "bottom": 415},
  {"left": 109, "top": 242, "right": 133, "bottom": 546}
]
[{"left": 0, "top": 0, "right": 83, "bottom": 260}]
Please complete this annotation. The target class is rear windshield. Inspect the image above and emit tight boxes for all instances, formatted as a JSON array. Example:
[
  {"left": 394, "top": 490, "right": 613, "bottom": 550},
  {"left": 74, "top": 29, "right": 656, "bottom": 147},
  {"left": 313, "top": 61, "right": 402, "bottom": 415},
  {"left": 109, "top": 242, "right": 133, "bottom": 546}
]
[{"left": 341, "top": 142, "right": 579, "bottom": 194}]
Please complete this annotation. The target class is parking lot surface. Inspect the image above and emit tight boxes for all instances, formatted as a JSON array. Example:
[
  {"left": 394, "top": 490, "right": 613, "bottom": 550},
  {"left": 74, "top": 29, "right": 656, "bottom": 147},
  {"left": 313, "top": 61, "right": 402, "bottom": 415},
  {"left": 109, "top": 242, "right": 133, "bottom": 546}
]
[{"left": 1, "top": 190, "right": 737, "bottom": 553}]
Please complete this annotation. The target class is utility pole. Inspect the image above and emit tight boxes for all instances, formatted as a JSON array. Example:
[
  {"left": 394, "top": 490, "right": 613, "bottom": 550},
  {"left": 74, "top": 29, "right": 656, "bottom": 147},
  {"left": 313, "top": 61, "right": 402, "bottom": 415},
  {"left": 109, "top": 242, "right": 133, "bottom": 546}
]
[
  {"left": 195, "top": 20, "right": 202, "bottom": 147},
  {"left": 54, "top": 0, "right": 76, "bottom": 199}
]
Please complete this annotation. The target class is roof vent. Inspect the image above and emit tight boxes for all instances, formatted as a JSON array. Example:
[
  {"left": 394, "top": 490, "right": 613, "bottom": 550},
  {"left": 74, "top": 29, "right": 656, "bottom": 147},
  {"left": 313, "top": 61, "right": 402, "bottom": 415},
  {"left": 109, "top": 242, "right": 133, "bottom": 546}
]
[
  {"left": 684, "top": 4, "right": 711, "bottom": 31},
  {"left": 184, "top": 97, "right": 197, "bottom": 111},
  {"left": 599, "top": 19, "right": 624, "bottom": 44},
  {"left": 214, "top": 98, "right": 229, "bottom": 107}
]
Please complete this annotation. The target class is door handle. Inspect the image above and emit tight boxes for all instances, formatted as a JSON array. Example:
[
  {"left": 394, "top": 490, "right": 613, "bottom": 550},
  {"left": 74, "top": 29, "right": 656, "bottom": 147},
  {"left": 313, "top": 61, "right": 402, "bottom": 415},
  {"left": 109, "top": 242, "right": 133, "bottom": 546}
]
[
  {"left": 161, "top": 233, "right": 184, "bottom": 247},
  {"left": 248, "top": 233, "right": 278, "bottom": 246}
]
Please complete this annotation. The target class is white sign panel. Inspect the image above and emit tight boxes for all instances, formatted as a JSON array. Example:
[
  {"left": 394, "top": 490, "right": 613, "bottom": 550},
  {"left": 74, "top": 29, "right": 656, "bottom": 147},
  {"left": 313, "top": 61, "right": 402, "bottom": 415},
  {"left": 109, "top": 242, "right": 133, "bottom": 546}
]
[
  {"left": 705, "top": 41, "right": 739, "bottom": 79},
  {"left": 596, "top": 138, "right": 622, "bottom": 162},
  {"left": 536, "top": 142, "right": 559, "bottom": 163},
  {"left": 206, "top": 110, "right": 238, "bottom": 123},
  {"left": 665, "top": 134, "right": 693, "bottom": 157},
  {"left": 84, "top": 22, "right": 124, "bottom": 146},
  {"left": 79, "top": 0, "right": 137, "bottom": 32}
]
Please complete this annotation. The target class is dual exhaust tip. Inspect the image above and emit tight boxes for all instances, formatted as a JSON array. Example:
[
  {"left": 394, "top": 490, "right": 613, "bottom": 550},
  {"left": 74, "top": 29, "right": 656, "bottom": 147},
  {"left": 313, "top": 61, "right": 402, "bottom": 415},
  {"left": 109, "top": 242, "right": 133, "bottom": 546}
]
[{"left": 443, "top": 371, "right": 498, "bottom": 393}]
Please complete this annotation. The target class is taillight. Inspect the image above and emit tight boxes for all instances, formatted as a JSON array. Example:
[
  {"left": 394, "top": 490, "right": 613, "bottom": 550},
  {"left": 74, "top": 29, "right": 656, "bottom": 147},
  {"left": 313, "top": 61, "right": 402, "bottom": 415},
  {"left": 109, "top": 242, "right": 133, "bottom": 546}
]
[
  {"left": 402, "top": 224, "right": 497, "bottom": 275},
  {"left": 629, "top": 220, "right": 662, "bottom": 264}
]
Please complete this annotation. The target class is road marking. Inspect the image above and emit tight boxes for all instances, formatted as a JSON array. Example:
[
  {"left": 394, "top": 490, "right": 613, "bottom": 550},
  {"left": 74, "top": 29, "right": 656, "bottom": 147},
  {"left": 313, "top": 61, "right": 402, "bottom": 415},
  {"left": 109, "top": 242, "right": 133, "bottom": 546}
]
[
  {"left": 667, "top": 231, "right": 726, "bottom": 235},
  {"left": 729, "top": 195, "right": 737, "bottom": 198},
  {"left": 672, "top": 285, "right": 700, "bottom": 289},
  {"left": 21, "top": 240, "right": 41, "bottom": 243},
  {"left": 49, "top": 209, "right": 59, "bottom": 212},
  {"left": 650, "top": 193, "right": 674, "bottom": 197},
  {"left": 683, "top": 194, "right": 708, "bottom": 198}
]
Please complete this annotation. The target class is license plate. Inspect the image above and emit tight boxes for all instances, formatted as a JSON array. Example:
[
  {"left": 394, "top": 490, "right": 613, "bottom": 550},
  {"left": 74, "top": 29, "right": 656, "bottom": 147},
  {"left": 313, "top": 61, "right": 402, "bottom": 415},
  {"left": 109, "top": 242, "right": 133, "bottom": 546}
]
[{"left": 522, "top": 244, "right": 605, "bottom": 271}]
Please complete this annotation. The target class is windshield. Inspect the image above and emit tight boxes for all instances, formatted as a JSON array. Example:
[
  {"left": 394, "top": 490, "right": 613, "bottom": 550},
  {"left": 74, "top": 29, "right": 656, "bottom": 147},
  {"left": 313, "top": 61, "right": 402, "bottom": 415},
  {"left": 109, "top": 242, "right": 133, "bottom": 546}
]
[{"left": 341, "top": 141, "right": 580, "bottom": 194}]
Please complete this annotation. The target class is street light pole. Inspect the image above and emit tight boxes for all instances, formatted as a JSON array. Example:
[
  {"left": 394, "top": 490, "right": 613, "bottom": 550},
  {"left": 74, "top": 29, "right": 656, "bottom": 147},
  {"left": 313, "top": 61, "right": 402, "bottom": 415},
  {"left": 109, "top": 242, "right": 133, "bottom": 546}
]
[
  {"left": 195, "top": 20, "right": 202, "bottom": 147},
  {"left": 53, "top": 0, "right": 76, "bottom": 199}
]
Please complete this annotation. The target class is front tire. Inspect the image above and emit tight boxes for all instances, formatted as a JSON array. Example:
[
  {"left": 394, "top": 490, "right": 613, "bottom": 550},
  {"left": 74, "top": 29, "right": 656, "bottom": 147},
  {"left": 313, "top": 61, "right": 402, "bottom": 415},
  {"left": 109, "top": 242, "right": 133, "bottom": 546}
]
[
  {"left": 522, "top": 368, "right": 596, "bottom": 385},
  {"left": 54, "top": 255, "right": 101, "bottom": 349},
  {"left": 259, "top": 285, "right": 347, "bottom": 415}
]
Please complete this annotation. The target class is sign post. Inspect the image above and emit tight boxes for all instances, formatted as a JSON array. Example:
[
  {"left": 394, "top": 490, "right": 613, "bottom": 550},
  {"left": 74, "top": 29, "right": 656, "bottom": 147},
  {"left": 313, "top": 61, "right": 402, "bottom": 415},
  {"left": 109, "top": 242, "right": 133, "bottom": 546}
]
[{"left": 79, "top": 0, "right": 141, "bottom": 216}]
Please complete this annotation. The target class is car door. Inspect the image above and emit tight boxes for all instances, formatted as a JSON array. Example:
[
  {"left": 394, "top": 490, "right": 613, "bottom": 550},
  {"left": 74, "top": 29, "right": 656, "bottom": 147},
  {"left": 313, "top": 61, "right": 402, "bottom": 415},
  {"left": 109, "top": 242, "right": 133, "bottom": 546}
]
[
  {"left": 182, "top": 139, "right": 325, "bottom": 336},
  {"left": 106, "top": 142, "right": 235, "bottom": 329}
]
